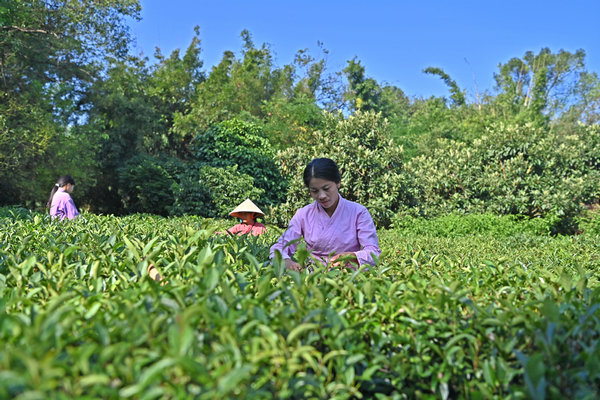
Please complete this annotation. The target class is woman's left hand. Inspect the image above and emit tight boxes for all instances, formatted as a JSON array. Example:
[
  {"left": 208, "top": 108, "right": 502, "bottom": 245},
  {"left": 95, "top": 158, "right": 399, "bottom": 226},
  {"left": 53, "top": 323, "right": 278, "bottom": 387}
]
[{"left": 330, "top": 252, "right": 358, "bottom": 270}]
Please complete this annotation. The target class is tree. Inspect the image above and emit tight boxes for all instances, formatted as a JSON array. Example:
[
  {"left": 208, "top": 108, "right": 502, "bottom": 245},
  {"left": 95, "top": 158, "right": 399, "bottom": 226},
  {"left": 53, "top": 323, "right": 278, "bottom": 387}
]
[
  {"left": 191, "top": 119, "right": 286, "bottom": 206},
  {"left": 148, "top": 26, "right": 205, "bottom": 157},
  {"left": 261, "top": 95, "right": 325, "bottom": 149},
  {"left": 493, "top": 48, "right": 587, "bottom": 122},
  {"left": 557, "top": 71, "right": 600, "bottom": 126},
  {"left": 343, "top": 58, "right": 383, "bottom": 112},
  {"left": 423, "top": 67, "right": 466, "bottom": 106},
  {"left": 84, "top": 57, "right": 156, "bottom": 213},
  {"left": 342, "top": 58, "right": 410, "bottom": 129},
  {"left": 0, "top": 0, "right": 141, "bottom": 207},
  {"left": 0, "top": 0, "right": 141, "bottom": 126},
  {"left": 290, "top": 43, "right": 345, "bottom": 110},
  {"left": 175, "top": 30, "right": 293, "bottom": 134}
]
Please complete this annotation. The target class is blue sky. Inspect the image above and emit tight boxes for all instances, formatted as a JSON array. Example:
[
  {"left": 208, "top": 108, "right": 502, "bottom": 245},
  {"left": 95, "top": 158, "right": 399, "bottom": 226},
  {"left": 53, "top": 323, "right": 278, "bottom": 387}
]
[{"left": 129, "top": 0, "right": 600, "bottom": 100}]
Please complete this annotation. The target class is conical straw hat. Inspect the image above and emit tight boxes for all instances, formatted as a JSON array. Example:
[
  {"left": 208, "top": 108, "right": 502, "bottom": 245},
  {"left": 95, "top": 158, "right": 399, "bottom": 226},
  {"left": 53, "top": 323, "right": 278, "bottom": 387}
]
[{"left": 230, "top": 199, "right": 265, "bottom": 218}]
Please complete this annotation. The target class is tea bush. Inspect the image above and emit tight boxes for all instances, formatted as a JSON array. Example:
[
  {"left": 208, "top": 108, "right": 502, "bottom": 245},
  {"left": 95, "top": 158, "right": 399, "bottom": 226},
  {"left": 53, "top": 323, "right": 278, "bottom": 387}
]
[
  {"left": 391, "top": 212, "right": 557, "bottom": 237},
  {"left": 1, "top": 208, "right": 599, "bottom": 398}
]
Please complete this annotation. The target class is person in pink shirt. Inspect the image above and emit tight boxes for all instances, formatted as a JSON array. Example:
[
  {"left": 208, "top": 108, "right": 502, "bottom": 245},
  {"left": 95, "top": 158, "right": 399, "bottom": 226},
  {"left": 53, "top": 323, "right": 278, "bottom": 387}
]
[
  {"left": 270, "top": 158, "right": 381, "bottom": 271},
  {"left": 47, "top": 175, "right": 80, "bottom": 221},
  {"left": 226, "top": 199, "right": 267, "bottom": 236}
]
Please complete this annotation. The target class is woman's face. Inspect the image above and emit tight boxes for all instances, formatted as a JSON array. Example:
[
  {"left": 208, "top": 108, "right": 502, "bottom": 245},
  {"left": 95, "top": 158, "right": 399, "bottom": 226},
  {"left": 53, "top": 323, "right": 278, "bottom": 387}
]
[
  {"left": 238, "top": 212, "right": 256, "bottom": 224},
  {"left": 64, "top": 183, "right": 75, "bottom": 194},
  {"left": 308, "top": 177, "right": 340, "bottom": 214}
]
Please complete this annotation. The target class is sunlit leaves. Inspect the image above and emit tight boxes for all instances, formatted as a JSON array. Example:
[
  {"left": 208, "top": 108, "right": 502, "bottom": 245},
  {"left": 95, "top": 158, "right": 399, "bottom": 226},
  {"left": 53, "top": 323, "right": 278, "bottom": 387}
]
[{"left": 0, "top": 209, "right": 599, "bottom": 398}]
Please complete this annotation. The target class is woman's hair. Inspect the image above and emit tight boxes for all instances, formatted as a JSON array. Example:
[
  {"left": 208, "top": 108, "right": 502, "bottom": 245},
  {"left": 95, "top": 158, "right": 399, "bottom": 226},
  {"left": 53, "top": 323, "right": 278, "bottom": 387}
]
[
  {"left": 303, "top": 158, "right": 341, "bottom": 187},
  {"left": 47, "top": 175, "right": 76, "bottom": 209}
]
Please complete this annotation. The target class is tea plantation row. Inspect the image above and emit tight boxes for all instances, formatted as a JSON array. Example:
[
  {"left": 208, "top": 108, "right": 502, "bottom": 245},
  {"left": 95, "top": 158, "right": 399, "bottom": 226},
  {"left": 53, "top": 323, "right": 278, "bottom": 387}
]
[{"left": 1, "top": 208, "right": 599, "bottom": 399}]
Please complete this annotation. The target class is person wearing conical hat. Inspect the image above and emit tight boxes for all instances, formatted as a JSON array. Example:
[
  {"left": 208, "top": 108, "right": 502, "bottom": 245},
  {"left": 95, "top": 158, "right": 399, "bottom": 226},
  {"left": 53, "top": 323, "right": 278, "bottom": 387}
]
[{"left": 226, "top": 199, "right": 266, "bottom": 236}]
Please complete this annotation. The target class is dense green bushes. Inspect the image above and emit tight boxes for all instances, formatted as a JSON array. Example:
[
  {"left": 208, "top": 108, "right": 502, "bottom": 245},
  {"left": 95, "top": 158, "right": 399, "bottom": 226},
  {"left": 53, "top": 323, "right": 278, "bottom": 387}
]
[
  {"left": 402, "top": 122, "right": 600, "bottom": 233},
  {"left": 191, "top": 118, "right": 286, "bottom": 205},
  {"left": 272, "top": 111, "right": 600, "bottom": 233},
  {"left": 1, "top": 209, "right": 599, "bottom": 398},
  {"left": 170, "top": 165, "right": 265, "bottom": 217},
  {"left": 14, "top": 109, "right": 598, "bottom": 234},
  {"left": 273, "top": 111, "right": 411, "bottom": 227},
  {"left": 4, "top": 29, "right": 599, "bottom": 231},
  {"left": 391, "top": 212, "right": 558, "bottom": 237},
  {"left": 116, "top": 119, "right": 282, "bottom": 218},
  {"left": 118, "top": 154, "right": 184, "bottom": 216}
]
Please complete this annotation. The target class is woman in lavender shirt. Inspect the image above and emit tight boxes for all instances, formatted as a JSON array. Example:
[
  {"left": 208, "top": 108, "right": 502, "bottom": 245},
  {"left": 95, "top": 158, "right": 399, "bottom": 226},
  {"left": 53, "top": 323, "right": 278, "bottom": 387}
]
[
  {"left": 47, "top": 175, "right": 80, "bottom": 221},
  {"left": 270, "top": 158, "right": 381, "bottom": 271}
]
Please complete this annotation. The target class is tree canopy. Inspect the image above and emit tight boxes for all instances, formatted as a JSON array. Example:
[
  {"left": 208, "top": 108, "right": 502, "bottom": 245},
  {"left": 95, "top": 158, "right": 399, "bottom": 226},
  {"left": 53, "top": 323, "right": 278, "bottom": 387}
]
[{"left": 1, "top": 2, "right": 599, "bottom": 230}]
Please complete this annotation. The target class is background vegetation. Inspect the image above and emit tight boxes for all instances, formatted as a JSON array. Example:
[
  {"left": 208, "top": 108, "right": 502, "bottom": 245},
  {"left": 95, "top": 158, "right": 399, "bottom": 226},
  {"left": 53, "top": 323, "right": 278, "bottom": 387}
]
[{"left": 2, "top": 1, "right": 599, "bottom": 233}]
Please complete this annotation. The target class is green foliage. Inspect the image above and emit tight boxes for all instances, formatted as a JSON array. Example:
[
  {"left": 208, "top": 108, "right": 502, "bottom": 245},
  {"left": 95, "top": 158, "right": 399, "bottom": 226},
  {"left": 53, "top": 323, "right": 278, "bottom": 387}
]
[
  {"left": 493, "top": 48, "right": 587, "bottom": 121},
  {"left": 343, "top": 58, "right": 384, "bottom": 112},
  {"left": 0, "top": 88, "right": 56, "bottom": 172},
  {"left": 0, "top": 95, "right": 59, "bottom": 206},
  {"left": 391, "top": 213, "right": 557, "bottom": 237},
  {"left": 118, "top": 154, "right": 183, "bottom": 216},
  {"left": 0, "top": 0, "right": 141, "bottom": 207},
  {"left": 423, "top": 66, "right": 466, "bottom": 106},
  {"left": 391, "top": 96, "right": 465, "bottom": 159},
  {"left": 274, "top": 111, "right": 411, "bottom": 227},
  {"left": 1, "top": 207, "right": 599, "bottom": 398},
  {"left": 403, "top": 122, "right": 600, "bottom": 233},
  {"left": 146, "top": 27, "right": 206, "bottom": 157},
  {"left": 0, "top": 117, "right": 100, "bottom": 210},
  {"left": 30, "top": 125, "right": 101, "bottom": 211},
  {"left": 261, "top": 96, "right": 325, "bottom": 149},
  {"left": 89, "top": 59, "right": 156, "bottom": 169},
  {"left": 343, "top": 58, "right": 410, "bottom": 119},
  {"left": 170, "top": 164, "right": 265, "bottom": 218},
  {"left": 191, "top": 119, "right": 286, "bottom": 205},
  {"left": 576, "top": 206, "right": 600, "bottom": 235},
  {"left": 4, "top": 4, "right": 600, "bottom": 229},
  {"left": 173, "top": 30, "right": 293, "bottom": 133},
  {"left": 171, "top": 32, "right": 342, "bottom": 150},
  {"left": 86, "top": 58, "right": 169, "bottom": 213}
]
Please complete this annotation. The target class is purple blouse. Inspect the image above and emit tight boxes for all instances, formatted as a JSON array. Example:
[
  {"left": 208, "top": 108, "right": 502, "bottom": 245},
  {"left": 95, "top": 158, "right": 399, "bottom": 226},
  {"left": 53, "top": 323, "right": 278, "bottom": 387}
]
[
  {"left": 270, "top": 195, "right": 381, "bottom": 266},
  {"left": 50, "top": 188, "right": 80, "bottom": 221}
]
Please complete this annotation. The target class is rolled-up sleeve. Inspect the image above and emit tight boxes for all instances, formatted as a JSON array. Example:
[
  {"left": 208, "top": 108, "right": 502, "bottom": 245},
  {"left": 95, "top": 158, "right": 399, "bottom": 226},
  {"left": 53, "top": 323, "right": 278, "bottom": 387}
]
[
  {"left": 354, "top": 208, "right": 381, "bottom": 266},
  {"left": 270, "top": 211, "right": 303, "bottom": 260}
]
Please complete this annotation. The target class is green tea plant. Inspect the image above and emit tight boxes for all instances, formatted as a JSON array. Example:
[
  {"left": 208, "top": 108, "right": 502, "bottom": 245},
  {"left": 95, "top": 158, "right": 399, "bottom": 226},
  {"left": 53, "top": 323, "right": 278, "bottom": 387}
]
[{"left": 1, "top": 208, "right": 599, "bottom": 399}]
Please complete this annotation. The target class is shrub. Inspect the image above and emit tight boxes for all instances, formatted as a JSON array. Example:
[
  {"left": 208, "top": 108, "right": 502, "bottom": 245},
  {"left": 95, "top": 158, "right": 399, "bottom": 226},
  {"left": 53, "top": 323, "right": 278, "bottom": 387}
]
[
  {"left": 273, "top": 110, "right": 413, "bottom": 227},
  {"left": 117, "top": 154, "right": 183, "bottom": 215},
  {"left": 170, "top": 164, "right": 265, "bottom": 218},
  {"left": 191, "top": 119, "right": 286, "bottom": 205},
  {"left": 1, "top": 209, "right": 599, "bottom": 398},
  {"left": 391, "top": 213, "right": 556, "bottom": 237},
  {"left": 403, "top": 122, "right": 600, "bottom": 233}
]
